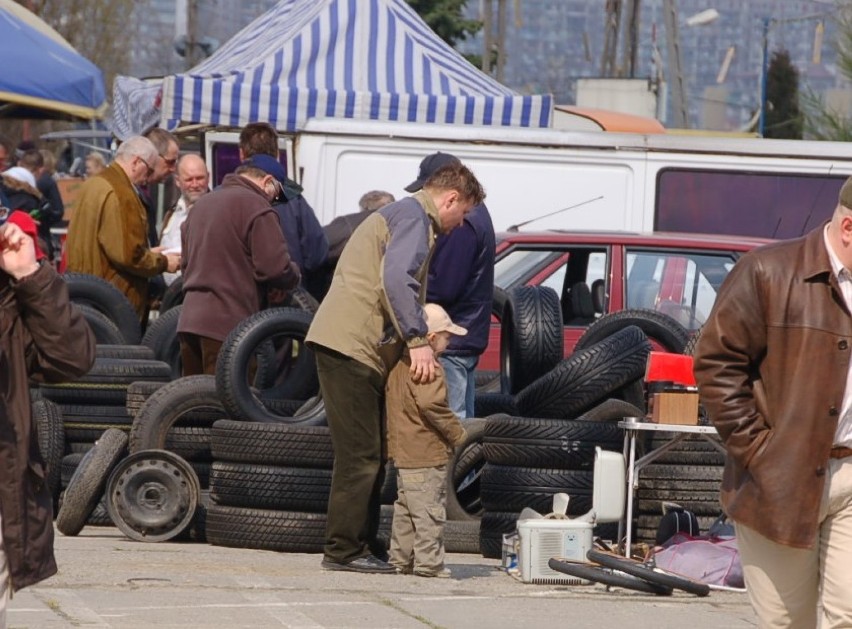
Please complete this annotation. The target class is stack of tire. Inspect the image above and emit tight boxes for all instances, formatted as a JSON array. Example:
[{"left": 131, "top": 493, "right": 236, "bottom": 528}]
[
  {"left": 205, "top": 420, "right": 336, "bottom": 552},
  {"left": 477, "top": 413, "right": 628, "bottom": 558}
]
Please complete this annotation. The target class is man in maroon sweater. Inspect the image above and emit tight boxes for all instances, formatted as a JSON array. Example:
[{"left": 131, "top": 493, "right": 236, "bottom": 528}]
[{"left": 178, "top": 154, "right": 301, "bottom": 375}]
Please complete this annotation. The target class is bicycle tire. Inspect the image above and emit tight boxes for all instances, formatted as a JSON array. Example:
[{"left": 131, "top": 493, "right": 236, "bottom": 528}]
[
  {"left": 586, "top": 549, "right": 710, "bottom": 597},
  {"left": 547, "top": 558, "right": 672, "bottom": 595}
]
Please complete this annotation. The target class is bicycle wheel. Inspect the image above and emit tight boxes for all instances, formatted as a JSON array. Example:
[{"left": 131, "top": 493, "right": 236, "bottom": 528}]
[
  {"left": 547, "top": 558, "right": 673, "bottom": 596},
  {"left": 586, "top": 549, "right": 710, "bottom": 597}
]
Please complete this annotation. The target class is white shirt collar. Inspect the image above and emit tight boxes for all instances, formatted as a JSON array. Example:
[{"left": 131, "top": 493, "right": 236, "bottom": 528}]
[{"left": 824, "top": 224, "right": 850, "bottom": 281}]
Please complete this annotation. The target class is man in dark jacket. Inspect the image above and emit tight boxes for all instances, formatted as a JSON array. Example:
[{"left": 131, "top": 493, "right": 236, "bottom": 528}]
[
  {"left": 238, "top": 123, "right": 328, "bottom": 298},
  {"left": 0, "top": 220, "right": 96, "bottom": 622},
  {"left": 406, "top": 153, "right": 496, "bottom": 418},
  {"left": 178, "top": 154, "right": 301, "bottom": 376}
]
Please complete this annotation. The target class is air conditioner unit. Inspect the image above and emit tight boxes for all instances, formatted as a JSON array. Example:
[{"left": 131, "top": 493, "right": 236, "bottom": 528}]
[
  {"left": 518, "top": 518, "right": 593, "bottom": 584},
  {"left": 517, "top": 447, "right": 625, "bottom": 585}
]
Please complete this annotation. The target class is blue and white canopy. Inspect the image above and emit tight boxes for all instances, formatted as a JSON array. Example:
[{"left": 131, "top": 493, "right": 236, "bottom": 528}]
[
  {"left": 158, "top": 0, "right": 552, "bottom": 131},
  {"left": 0, "top": 0, "right": 106, "bottom": 120}
]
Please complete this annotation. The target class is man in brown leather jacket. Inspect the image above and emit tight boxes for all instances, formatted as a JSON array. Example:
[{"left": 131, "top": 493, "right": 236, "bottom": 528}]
[
  {"left": 0, "top": 220, "right": 96, "bottom": 625},
  {"left": 695, "top": 178, "right": 852, "bottom": 628}
]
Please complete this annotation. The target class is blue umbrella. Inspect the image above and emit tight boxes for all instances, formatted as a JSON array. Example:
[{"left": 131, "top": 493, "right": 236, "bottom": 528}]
[{"left": 0, "top": 2, "right": 106, "bottom": 120}]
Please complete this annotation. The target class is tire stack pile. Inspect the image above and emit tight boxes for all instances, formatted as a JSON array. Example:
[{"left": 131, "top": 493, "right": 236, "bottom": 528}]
[
  {"left": 205, "top": 420, "right": 335, "bottom": 552},
  {"left": 477, "top": 414, "right": 626, "bottom": 558}
]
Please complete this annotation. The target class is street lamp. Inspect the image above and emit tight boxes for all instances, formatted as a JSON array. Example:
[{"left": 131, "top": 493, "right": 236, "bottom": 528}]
[{"left": 663, "top": 2, "right": 720, "bottom": 128}]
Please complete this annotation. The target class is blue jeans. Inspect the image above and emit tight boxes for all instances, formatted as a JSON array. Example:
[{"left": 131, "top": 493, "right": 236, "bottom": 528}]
[{"left": 439, "top": 354, "right": 479, "bottom": 419}]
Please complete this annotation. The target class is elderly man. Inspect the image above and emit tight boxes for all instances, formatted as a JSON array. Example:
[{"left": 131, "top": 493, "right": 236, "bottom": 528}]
[
  {"left": 178, "top": 153, "right": 300, "bottom": 376},
  {"left": 66, "top": 136, "right": 180, "bottom": 319},
  {"left": 141, "top": 128, "right": 180, "bottom": 247},
  {"left": 306, "top": 162, "right": 485, "bottom": 574},
  {"left": 159, "top": 154, "right": 209, "bottom": 286}
]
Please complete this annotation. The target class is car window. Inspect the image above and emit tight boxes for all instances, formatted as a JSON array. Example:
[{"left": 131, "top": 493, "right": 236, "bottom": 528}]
[
  {"left": 626, "top": 249, "right": 737, "bottom": 330},
  {"left": 494, "top": 249, "right": 560, "bottom": 289}
]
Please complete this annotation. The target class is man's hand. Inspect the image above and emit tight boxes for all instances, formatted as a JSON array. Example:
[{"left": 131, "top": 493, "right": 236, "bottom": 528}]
[
  {"left": 0, "top": 223, "right": 39, "bottom": 279},
  {"left": 151, "top": 245, "right": 165, "bottom": 254},
  {"left": 409, "top": 344, "right": 437, "bottom": 384},
  {"left": 165, "top": 254, "right": 180, "bottom": 274}
]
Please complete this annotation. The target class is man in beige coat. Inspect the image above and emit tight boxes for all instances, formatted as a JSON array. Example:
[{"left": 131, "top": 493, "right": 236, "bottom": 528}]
[{"left": 66, "top": 136, "right": 179, "bottom": 319}]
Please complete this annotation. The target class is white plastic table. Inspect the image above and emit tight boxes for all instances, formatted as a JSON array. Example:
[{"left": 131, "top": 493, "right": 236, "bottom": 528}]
[{"left": 616, "top": 420, "right": 724, "bottom": 556}]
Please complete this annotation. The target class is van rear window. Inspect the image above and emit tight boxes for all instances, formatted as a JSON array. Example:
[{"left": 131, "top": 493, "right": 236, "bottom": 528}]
[{"left": 655, "top": 169, "right": 846, "bottom": 239}]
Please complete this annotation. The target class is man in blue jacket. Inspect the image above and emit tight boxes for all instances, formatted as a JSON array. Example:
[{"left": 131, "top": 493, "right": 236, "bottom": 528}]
[
  {"left": 406, "top": 153, "right": 496, "bottom": 418},
  {"left": 239, "top": 123, "right": 328, "bottom": 299}
]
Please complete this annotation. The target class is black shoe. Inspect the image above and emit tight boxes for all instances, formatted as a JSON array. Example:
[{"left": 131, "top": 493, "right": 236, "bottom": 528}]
[
  {"left": 369, "top": 539, "right": 389, "bottom": 563},
  {"left": 321, "top": 555, "right": 397, "bottom": 574}
]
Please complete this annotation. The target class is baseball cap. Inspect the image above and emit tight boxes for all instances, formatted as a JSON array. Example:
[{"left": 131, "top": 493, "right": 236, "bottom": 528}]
[
  {"left": 404, "top": 152, "right": 461, "bottom": 193},
  {"left": 840, "top": 176, "right": 852, "bottom": 209},
  {"left": 424, "top": 303, "right": 467, "bottom": 336},
  {"left": 243, "top": 154, "right": 286, "bottom": 183}
]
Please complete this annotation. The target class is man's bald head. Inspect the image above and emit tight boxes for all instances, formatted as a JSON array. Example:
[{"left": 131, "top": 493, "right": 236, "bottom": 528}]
[{"left": 175, "top": 154, "right": 210, "bottom": 207}]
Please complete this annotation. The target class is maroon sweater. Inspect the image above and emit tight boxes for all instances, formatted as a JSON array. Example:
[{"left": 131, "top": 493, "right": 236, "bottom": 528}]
[{"left": 178, "top": 174, "right": 300, "bottom": 341}]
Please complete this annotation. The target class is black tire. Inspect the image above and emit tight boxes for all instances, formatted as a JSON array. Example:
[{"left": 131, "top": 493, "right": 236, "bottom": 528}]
[
  {"left": 479, "top": 464, "right": 593, "bottom": 514},
  {"left": 105, "top": 449, "right": 200, "bottom": 542},
  {"left": 281, "top": 287, "right": 320, "bottom": 315},
  {"left": 56, "top": 428, "right": 128, "bottom": 536},
  {"left": 39, "top": 383, "right": 127, "bottom": 407},
  {"left": 126, "top": 381, "right": 168, "bottom": 418},
  {"left": 129, "top": 375, "right": 227, "bottom": 453},
  {"left": 78, "top": 357, "right": 173, "bottom": 385},
  {"left": 216, "top": 308, "right": 319, "bottom": 423},
  {"left": 447, "top": 418, "right": 486, "bottom": 521},
  {"left": 575, "top": 398, "right": 646, "bottom": 422},
  {"left": 210, "top": 462, "right": 331, "bottom": 512},
  {"left": 76, "top": 303, "right": 126, "bottom": 345},
  {"left": 479, "top": 511, "right": 519, "bottom": 559},
  {"left": 60, "top": 452, "right": 86, "bottom": 487},
  {"left": 482, "top": 416, "right": 622, "bottom": 469},
  {"left": 141, "top": 305, "right": 183, "bottom": 379},
  {"left": 64, "top": 272, "right": 141, "bottom": 344},
  {"left": 159, "top": 276, "right": 184, "bottom": 313},
  {"left": 95, "top": 345, "right": 156, "bottom": 360},
  {"left": 60, "top": 404, "right": 132, "bottom": 426},
  {"left": 586, "top": 549, "right": 710, "bottom": 596},
  {"left": 210, "top": 420, "right": 333, "bottom": 467},
  {"left": 444, "top": 520, "right": 481, "bottom": 554},
  {"left": 165, "top": 426, "right": 213, "bottom": 461},
  {"left": 547, "top": 558, "right": 673, "bottom": 595},
  {"left": 575, "top": 309, "right": 689, "bottom": 354},
  {"left": 474, "top": 370, "right": 501, "bottom": 392},
  {"left": 206, "top": 505, "right": 327, "bottom": 552},
  {"left": 500, "top": 286, "right": 564, "bottom": 394},
  {"left": 515, "top": 326, "right": 651, "bottom": 420},
  {"left": 32, "top": 399, "right": 64, "bottom": 500},
  {"left": 474, "top": 393, "right": 518, "bottom": 418}
]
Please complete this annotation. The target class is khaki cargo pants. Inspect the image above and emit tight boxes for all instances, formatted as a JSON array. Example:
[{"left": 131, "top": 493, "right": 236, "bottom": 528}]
[{"left": 389, "top": 465, "right": 448, "bottom": 575}]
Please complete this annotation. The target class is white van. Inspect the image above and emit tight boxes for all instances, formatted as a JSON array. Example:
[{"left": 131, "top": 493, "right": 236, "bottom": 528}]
[{"left": 204, "top": 119, "right": 852, "bottom": 239}]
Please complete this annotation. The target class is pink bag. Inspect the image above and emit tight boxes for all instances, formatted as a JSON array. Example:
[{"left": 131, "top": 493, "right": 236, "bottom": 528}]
[{"left": 652, "top": 533, "right": 744, "bottom": 588}]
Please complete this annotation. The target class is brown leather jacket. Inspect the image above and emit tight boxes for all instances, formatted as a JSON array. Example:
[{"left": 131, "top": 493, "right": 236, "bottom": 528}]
[
  {"left": 694, "top": 224, "right": 851, "bottom": 548},
  {"left": 0, "top": 264, "right": 96, "bottom": 591}
]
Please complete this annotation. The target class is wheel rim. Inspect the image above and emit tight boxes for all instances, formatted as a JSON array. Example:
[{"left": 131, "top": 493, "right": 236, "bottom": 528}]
[{"left": 106, "top": 450, "right": 200, "bottom": 542}]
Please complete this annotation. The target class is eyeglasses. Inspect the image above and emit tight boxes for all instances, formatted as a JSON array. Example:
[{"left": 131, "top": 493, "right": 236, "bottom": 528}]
[
  {"left": 160, "top": 154, "right": 178, "bottom": 168},
  {"left": 138, "top": 156, "right": 155, "bottom": 177}
]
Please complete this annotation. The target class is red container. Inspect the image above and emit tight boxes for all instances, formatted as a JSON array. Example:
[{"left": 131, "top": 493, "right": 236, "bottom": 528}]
[{"left": 644, "top": 351, "right": 696, "bottom": 386}]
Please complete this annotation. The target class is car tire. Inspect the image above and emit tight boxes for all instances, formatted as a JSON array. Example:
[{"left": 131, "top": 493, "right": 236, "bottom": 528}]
[
  {"left": 64, "top": 272, "right": 142, "bottom": 344},
  {"left": 574, "top": 308, "right": 690, "bottom": 354}
]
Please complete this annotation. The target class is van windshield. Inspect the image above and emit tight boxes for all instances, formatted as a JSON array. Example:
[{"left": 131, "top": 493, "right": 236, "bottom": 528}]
[{"left": 655, "top": 168, "right": 846, "bottom": 239}]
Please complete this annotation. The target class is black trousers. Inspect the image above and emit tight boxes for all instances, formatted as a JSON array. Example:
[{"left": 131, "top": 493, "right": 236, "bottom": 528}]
[{"left": 315, "top": 346, "right": 386, "bottom": 563}]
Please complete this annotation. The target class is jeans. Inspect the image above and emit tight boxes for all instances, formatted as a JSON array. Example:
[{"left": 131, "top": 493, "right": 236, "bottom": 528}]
[{"left": 439, "top": 354, "right": 478, "bottom": 419}]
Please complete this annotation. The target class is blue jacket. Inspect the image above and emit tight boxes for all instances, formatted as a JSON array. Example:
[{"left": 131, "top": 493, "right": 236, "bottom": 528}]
[
  {"left": 426, "top": 204, "right": 495, "bottom": 356},
  {"left": 272, "top": 195, "right": 329, "bottom": 280}
]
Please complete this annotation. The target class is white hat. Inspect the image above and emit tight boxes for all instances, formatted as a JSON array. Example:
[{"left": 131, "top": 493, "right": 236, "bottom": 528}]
[
  {"left": 424, "top": 303, "right": 467, "bottom": 336},
  {"left": 4, "top": 166, "right": 36, "bottom": 188}
]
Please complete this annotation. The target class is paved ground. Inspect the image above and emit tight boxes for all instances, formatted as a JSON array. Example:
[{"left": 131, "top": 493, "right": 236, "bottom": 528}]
[{"left": 7, "top": 526, "right": 756, "bottom": 628}]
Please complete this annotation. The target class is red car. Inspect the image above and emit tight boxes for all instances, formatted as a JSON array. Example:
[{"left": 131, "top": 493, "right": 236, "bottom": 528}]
[{"left": 480, "top": 230, "right": 773, "bottom": 371}]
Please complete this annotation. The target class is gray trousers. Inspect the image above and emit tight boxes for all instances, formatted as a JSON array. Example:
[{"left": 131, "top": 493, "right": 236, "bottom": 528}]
[{"left": 389, "top": 465, "right": 448, "bottom": 575}]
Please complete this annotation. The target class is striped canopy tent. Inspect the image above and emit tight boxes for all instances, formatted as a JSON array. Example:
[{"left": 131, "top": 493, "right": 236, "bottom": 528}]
[{"left": 158, "top": 0, "right": 552, "bottom": 131}]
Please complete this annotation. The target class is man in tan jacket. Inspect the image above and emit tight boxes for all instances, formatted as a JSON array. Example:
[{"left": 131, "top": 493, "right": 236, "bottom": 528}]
[
  {"left": 306, "top": 163, "right": 484, "bottom": 574},
  {"left": 65, "top": 136, "right": 179, "bottom": 319}
]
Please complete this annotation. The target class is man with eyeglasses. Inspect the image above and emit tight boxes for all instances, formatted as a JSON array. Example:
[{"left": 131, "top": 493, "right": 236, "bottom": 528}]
[
  {"left": 141, "top": 128, "right": 180, "bottom": 248},
  {"left": 65, "top": 136, "right": 180, "bottom": 321}
]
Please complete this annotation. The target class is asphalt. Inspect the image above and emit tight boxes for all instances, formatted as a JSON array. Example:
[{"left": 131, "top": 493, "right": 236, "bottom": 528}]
[{"left": 7, "top": 526, "right": 757, "bottom": 629}]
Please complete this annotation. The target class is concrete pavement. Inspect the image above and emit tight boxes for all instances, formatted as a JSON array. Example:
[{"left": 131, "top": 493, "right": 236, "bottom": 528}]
[{"left": 8, "top": 526, "right": 756, "bottom": 628}]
